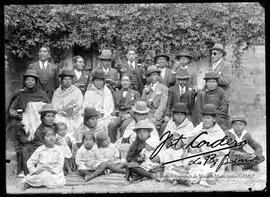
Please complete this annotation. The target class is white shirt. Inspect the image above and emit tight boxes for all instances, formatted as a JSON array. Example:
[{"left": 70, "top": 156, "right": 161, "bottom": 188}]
[
  {"left": 211, "top": 58, "right": 223, "bottom": 71},
  {"left": 74, "top": 69, "right": 82, "bottom": 79},
  {"left": 178, "top": 85, "right": 186, "bottom": 96},
  {"left": 39, "top": 60, "right": 48, "bottom": 70},
  {"left": 103, "top": 67, "right": 110, "bottom": 74},
  {"left": 160, "top": 67, "right": 166, "bottom": 79},
  {"left": 128, "top": 61, "right": 135, "bottom": 70},
  {"left": 123, "top": 90, "right": 128, "bottom": 98}
]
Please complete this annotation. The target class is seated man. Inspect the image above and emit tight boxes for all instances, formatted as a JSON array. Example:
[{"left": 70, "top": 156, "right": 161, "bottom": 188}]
[{"left": 108, "top": 73, "right": 140, "bottom": 143}]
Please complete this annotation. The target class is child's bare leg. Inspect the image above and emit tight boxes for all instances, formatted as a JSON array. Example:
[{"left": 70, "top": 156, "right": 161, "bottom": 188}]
[
  {"left": 85, "top": 162, "right": 108, "bottom": 182},
  {"left": 107, "top": 163, "right": 126, "bottom": 174}
]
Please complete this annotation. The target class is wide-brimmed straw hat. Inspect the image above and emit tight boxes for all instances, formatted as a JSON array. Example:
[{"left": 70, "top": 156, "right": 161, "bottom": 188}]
[
  {"left": 133, "top": 119, "right": 153, "bottom": 132},
  {"left": 39, "top": 104, "right": 57, "bottom": 114},
  {"left": 131, "top": 100, "right": 150, "bottom": 114}
]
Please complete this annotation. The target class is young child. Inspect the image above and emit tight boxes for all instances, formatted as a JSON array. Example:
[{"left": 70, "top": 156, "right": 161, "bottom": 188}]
[
  {"left": 188, "top": 104, "right": 229, "bottom": 187},
  {"left": 23, "top": 126, "right": 65, "bottom": 189},
  {"left": 125, "top": 119, "right": 160, "bottom": 182},
  {"left": 78, "top": 131, "right": 126, "bottom": 182},
  {"left": 225, "top": 116, "right": 265, "bottom": 171},
  {"left": 55, "top": 122, "right": 78, "bottom": 175},
  {"left": 194, "top": 71, "right": 230, "bottom": 130},
  {"left": 75, "top": 133, "right": 100, "bottom": 180}
]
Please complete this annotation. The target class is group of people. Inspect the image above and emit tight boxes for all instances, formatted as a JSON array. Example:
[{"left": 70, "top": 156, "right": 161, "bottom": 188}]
[{"left": 7, "top": 44, "right": 265, "bottom": 190}]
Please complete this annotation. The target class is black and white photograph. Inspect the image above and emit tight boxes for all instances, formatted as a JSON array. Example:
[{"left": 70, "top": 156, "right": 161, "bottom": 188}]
[{"left": 4, "top": 3, "right": 266, "bottom": 193}]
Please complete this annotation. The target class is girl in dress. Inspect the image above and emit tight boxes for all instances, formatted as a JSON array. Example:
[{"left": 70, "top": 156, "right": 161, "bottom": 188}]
[{"left": 23, "top": 126, "right": 65, "bottom": 189}]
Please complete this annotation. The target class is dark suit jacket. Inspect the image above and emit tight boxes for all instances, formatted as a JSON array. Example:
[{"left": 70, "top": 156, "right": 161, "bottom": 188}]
[
  {"left": 28, "top": 61, "right": 59, "bottom": 100},
  {"left": 113, "top": 88, "right": 140, "bottom": 113},
  {"left": 120, "top": 61, "right": 146, "bottom": 94},
  {"left": 165, "top": 85, "right": 196, "bottom": 116}
]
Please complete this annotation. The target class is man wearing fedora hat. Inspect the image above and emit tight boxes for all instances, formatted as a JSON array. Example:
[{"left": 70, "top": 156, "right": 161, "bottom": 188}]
[
  {"left": 194, "top": 71, "right": 230, "bottom": 130},
  {"left": 173, "top": 50, "right": 198, "bottom": 89},
  {"left": 51, "top": 69, "right": 83, "bottom": 133},
  {"left": 209, "top": 43, "right": 232, "bottom": 92},
  {"left": 165, "top": 69, "right": 197, "bottom": 124},
  {"left": 108, "top": 73, "right": 141, "bottom": 143},
  {"left": 142, "top": 65, "right": 168, "bottom": 129},
  {"left": 119, "top": 47, "right": 146, "bottom": 94},
  {"left": 162, "top": 103, "right": 194, "bottom": 139},
  {"left": 225, "top": 115, "right": 264, "bottom": 171},
  {"left": 96, "top": 49, "right": 120, "bottom": 93},
  {"left": 154, "top": 53, "right": 175, "bottom": 87},
  {"left": 28, "top": 46, "right": 59, "bottom": 100}
]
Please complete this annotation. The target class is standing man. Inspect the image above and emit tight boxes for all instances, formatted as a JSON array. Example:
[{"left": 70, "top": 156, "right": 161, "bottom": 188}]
[
  {"left": 119, "top": 47, "right": 146, "bottom": 94},
  {"left": 154, "top": 54, "right": 175, "bottom": 87},
  {"left": 173, "top": 50, "right": 198, "bottom": 89},
  {"left": 28, "top": 46, "right": 59, "bottom": 100},
  {"left": 72, "top": 55, "right": 91, "bottom": 94},
  {"left": 96, "top": 49, "right": 120, "bottom": 93}
]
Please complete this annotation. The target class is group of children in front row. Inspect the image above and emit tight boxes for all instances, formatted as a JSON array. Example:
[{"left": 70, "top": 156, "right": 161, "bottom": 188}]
[{"left": 22, "top": 104, "right": 265, "bottom": 190}]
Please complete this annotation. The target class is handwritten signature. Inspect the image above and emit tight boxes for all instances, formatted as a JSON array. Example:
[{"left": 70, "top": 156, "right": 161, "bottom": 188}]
[{"left": 150, "top": 131, "right": 257, "bottom": 172}]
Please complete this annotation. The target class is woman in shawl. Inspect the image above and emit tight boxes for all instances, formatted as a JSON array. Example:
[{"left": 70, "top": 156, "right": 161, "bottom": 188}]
[
  {"left": 21, "top": 104, "right": 57, "bottom": 176},
  {"left": 51, "top": 69, "right": 84, "bottom": 134},
  {"left": 83, "top": 69, "right": 114, "bottom": 128},
  {"left": 7, "top": 69, "right": 49, "bottom": 178}
]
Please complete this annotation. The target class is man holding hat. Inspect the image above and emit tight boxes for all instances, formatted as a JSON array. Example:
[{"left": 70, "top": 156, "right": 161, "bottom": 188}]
[
  {"left": 225, "top": 115, "right": 264, "bottom": 171},
  {"left": 165, "top": 69, "right": 197, "bottom": 124},
  {"left": 194, "top": 71, "right": 230, "bottom": 130},
  {"left": 154, "top": 53, "right": 175, "bottom": 87},
  {"left": 96, "top": 49, "right": 120, "bottom": 93},
  {"left": 173, "top": 50, "right": 198, "bottom": 89},
  {"left": 28, "top": 46, "right": 59, "bottom": 100},
  {"left": 142, "top": 65, "right": 168, "bottom": 129},
  {"left": 52, "top": 69, "right": 83, "bottom": 133}
]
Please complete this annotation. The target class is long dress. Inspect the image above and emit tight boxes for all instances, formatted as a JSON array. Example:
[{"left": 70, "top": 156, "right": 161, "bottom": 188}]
[{"left": 24, "top": 144, "right": 66, "bottom": 188}]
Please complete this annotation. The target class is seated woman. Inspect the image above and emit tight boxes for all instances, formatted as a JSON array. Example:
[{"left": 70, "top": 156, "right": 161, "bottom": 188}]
[
  {"left": 52, "top": 69, "right": 84, "bottom": 134},
  {"left": 225, "top": 116, "right": 265, "bottom": 171},
  {"left": 75, "top": 107, "right": 107, "bottom": 148},
  {"left": 22, "top": 104, "right": 57, "bottom": 175},
  {"left": 83, "top": 69, "right": 114, "bottom": 128},
  {"left": 7, "top": 69, "right": 49, "bottom": 177},
  {"left": 23, "top": 126, "right": 65, "bottom": 190}
]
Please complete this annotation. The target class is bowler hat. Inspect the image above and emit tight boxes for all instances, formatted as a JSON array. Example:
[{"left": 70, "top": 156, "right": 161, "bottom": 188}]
[
  {"left": 92, "top": 69, "right": 105, "bottom": 80},
  {"left": 172, "top": 103, "right": 188, "bottom": 114},
  {"left": 210, "top": 43, "right": 227, "bottom": 56},
  {"left": 175, "top": 69, "right": 190, "bottom": 80},
  {"left": 154, "top": 54, "right": 170, "bottom": 63},
  {"left": 83, "top": 107, "right": 99, "bottom": 119},
  {"left": 201, "top": 104, "right": 217, "bottom": 116},
  {"left": 133, "top": 119, "right": 153, "bottom": 132},
  {"left": 23, "top": 69, "right": 39, "bottom": 79},
  {"left": 146, "top": 65, "right": 161, "bottom": 76},
  {"left": 98, "top": 50, "right": 112, "bottom": 60},
  {"left": 59, "top": 69, "right": 75, "bottom": 78},
  {"left": 231, "top": 115, "right": 247, "bottom": 125},
  {"left": 175, "top": 51, "right": 192, "bottom": 60},
  {"left": 203, "top": 71, "right": 219, "bottom": 80},
  {"left": 39, "top": 104, "right": 57, "bottom": 114},
  {"left": 132, "top": 100, "right": 150, "bottom": 114}
]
